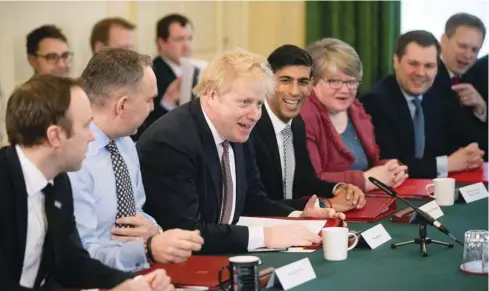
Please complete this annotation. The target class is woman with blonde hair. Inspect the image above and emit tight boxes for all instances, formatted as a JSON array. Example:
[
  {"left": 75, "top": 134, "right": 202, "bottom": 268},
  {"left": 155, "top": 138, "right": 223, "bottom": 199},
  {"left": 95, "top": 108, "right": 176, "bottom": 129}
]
[{"left": 301, "top": 38, "right": 408, "bottom": 191}]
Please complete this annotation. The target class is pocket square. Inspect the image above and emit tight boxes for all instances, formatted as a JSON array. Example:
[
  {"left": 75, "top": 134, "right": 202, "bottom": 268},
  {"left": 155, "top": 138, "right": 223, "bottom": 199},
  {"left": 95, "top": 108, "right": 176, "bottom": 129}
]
[{"left": 54, "top": 200, "right": 62, "bottom": 209}]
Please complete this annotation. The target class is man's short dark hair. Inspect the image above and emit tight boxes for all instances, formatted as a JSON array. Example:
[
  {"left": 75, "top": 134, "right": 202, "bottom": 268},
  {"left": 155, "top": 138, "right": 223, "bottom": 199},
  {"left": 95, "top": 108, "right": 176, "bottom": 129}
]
[
  {"left": 445, "top": 13, "right": 486, "bottom": 40},
  {"left": 80, "top": 48, "right": 152, "bottom": 106},
  {"left": 267, "top": 44, "right": 313, "bottom": 74},
  {"left": 90, "top": 17, "right": 136, "bottom": 52},
  {"left": 395, "top": 30, "right": 441, "bottom": 60},
  {"left": 26, "top": 25, "right": 68, "bottom": 55},
  {"left": 6, "top": 75, "right": 78, "bottom": 146},
  {"left": 156, "top": 14, "right": 192, "bottom": 41}
]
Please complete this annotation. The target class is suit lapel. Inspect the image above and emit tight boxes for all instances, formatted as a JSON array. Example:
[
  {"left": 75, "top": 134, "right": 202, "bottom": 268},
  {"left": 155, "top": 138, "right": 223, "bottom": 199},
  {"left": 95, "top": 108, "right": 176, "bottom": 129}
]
[
  {"left": 5, "top": 147, "right": 28, "bottom": 271},
  {"left": 230, "top": 142, "right": 244, "bottom": 221},
  {"left": 153, "top": 57, "right": 176, "bottom": 80},
  {"left": 437, "top": 60, "right": 452, "bottom": 87},
  {"left": 189, "top": 99, "right": 222, "bottom": 211},
  {"left": 257, "top": 107, "right": 283, "bottom": 179},
  {"left": 389, "top": 76, "right": 416, "bottom": 150}
]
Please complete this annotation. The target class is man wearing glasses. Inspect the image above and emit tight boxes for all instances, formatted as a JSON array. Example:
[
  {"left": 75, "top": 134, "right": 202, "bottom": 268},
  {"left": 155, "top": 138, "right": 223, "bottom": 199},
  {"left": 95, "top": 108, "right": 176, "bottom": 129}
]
[{"left": 26, "top": 25, "right": 72, "bottom": 78}]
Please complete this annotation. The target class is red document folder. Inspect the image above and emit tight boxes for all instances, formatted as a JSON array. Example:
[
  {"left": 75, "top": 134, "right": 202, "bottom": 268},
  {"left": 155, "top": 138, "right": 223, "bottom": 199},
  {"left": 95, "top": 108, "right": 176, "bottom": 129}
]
[
  {"left": 367, "top": 179, "right": 433, "bottom": 200},
  {"left": 448, "top": 162, "right": 488, "bottom": 184},
  {"left": 139, "top": 255, "right": 230, "bottom": 288},
  {"left": 345, "top": 197, "right": 397, "bottom": 222}
]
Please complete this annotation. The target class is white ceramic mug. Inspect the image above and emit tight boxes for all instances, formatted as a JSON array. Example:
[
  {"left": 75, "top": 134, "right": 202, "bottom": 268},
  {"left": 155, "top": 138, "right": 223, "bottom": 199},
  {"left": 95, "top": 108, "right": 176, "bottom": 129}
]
[
  {"left": 425, "top": 177, "right": 456, "bottom": 206},
  {"left": 322, "top": 227, "right": 358, "bottom": 261}
]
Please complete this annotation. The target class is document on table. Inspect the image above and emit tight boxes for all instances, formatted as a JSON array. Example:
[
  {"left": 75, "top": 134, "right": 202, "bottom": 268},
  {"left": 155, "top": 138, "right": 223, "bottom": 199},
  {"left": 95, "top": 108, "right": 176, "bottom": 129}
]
[{"left": 237, "top": 216, "right": 326, "bottom": 253}]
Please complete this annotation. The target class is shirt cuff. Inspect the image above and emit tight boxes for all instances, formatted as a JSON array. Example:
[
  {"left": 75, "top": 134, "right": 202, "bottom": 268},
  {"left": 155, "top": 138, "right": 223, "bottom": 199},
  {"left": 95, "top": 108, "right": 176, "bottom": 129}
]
[
  {"left": 123, "top": 240, "right": 150, "bottom": 271},
  {"left": 160, "top": 99, "right": 177, "bottom": 111},
  {"left": 247, "top": 226, "right": 265, "bottom": 251},
  {"left": 436, "top": 155, "right": 449, "bottom": 178},
  {"left": 474, "top": 106, "right": 487, "bottom": 122},
  {"left": 288, "top": 211, "right": 302, "bottom": 217}
]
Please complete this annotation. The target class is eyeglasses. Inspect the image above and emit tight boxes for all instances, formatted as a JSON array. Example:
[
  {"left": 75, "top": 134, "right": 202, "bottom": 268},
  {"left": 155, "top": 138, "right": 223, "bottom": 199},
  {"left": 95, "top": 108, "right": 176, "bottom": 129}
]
[
  {"left": 323, "top": 78, "right": 361, "bottom": 90},
  {"left": 35, "top": 51, "right": 73, "bottom": 63}
]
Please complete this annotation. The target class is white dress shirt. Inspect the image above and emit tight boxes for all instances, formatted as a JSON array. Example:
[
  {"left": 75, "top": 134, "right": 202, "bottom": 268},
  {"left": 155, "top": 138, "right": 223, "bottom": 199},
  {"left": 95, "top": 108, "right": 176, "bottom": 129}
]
[
  {"left": 16, "top": 145, "right": 52, "bottom": 288},
  {"left": 264, "top": 100, "right": 295, "bottom": 193}
]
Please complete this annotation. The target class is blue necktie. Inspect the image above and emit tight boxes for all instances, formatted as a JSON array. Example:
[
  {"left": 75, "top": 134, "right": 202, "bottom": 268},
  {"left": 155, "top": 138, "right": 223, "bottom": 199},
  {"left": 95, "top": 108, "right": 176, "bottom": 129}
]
[{"left": 412, "top": 97, "right": 425, "bottom": 158}]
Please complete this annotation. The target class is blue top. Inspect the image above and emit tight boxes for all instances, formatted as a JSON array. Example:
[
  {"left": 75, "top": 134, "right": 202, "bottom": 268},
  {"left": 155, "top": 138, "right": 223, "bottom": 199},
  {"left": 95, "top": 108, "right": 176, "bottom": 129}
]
[
  {"left": 340, "top": 120, "right": 369, "bottom": 171},
  {"left": 68, "top": 122, "right": 158, "bottom": 272}
]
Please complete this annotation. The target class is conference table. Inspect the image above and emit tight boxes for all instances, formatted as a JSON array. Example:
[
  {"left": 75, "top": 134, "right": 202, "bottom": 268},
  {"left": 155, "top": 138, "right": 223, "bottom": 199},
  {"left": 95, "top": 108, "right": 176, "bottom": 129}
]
[{"left": 252, "top": 197, "right": 488, "bottom": 291}]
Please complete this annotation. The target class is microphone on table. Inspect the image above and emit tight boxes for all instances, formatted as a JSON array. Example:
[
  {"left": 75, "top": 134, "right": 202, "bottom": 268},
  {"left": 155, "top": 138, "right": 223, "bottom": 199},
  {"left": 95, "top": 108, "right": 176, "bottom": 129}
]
[{"left": 368, "top": 177, "right": 464, "bottom": 246}]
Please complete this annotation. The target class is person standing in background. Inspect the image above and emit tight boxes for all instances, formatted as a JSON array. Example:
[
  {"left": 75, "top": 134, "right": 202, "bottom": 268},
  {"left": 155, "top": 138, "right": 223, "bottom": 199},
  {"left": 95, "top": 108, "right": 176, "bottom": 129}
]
[
  {"left": 90, "top": 17, "right": 136, "bottom": 54},
  {"left": 134, "top": 14, "right": 198, "bottom": 141},
  {"left": 26, "top": 25, "right": 72, "bottom": 78}
]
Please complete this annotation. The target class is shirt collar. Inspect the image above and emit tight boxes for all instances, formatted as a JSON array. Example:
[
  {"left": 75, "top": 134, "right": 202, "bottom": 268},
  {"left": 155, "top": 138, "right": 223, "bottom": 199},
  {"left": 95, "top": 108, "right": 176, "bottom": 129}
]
[
  {"left": 15, "top": 145, "right": 52, "bottom": 196},
  {"left": 400, "top": 88, "right": 423, "bottom": 102},
  {"left": 161, "top": 56, "right": 181, "bottom": 77},
  {"left": 440, "top": 56, "right": 457, "bottom": 78},
  {"left": 264, "top": 99, "right": 292, "bottom": 135},
  {"left": 201, "top": 106, "right": 225, "bottom": 147},
  {"left": 87, "top": 122, "right": 112, "bottom": 153}
]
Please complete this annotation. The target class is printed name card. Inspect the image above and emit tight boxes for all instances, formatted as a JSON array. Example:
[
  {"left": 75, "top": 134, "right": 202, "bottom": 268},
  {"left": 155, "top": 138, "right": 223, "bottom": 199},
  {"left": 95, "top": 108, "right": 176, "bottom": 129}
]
[
  {"left": 360, "top": 224, "right": 392, "bottom": 249},
  {"left": 459, "top": 182, "right": 489, "bottom": 203},
  {"left": 266, "top": 258, "right": 316, "bottom": 290},
  {"left": 419, "top": 200, "right": 444, "bottom": 219}
]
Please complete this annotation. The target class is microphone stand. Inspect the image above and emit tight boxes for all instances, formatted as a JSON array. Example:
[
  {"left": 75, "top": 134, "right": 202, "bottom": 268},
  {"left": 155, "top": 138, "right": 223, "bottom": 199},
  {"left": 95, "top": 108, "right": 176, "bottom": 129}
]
[
  {"left": 391, "top": 218, "right": 454, "bottom": 257},
  {"left": 367, "top": 177, "right": 459, "bottom": 257}
]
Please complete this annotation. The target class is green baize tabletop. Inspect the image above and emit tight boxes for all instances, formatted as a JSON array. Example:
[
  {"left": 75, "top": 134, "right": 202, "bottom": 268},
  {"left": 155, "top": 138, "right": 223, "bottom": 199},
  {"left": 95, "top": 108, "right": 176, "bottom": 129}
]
[{"left": 254, "top": 198, "right": 488, "bottom": 291}]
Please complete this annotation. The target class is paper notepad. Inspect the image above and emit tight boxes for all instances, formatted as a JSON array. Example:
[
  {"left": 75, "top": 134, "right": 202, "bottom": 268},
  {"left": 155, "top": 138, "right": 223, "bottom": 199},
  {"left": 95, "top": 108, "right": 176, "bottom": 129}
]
[
  {"left": 237, "top": 217, "right": 326, "bottom": 233},
  {"left": 179, "top": 57, "right": 195, "bottom": 105}
]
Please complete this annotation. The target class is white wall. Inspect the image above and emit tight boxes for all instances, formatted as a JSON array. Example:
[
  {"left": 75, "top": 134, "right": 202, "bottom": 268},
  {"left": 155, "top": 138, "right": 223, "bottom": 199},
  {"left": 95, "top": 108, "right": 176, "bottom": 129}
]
[{"left": 401, "top": 0, "right": 489, "bottom": 55}]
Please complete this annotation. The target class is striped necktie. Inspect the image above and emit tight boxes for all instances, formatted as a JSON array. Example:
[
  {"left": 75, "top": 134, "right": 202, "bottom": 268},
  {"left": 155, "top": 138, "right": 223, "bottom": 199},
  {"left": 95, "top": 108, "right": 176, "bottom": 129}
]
[{"left": 282, "top": 125, "right": 294, "bottom": 199}]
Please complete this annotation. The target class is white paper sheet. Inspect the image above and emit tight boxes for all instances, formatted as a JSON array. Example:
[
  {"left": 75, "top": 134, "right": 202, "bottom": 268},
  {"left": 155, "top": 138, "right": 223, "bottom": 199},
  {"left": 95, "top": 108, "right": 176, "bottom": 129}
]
[
  {"left": 179, "top": 57, "right": 195, "bottom": 105},
  {"left": 237, "top": 216, "right": 326, "bottom": 253},
  {"left": 237, "top": 216, "right": 326, "bottom": 233}
]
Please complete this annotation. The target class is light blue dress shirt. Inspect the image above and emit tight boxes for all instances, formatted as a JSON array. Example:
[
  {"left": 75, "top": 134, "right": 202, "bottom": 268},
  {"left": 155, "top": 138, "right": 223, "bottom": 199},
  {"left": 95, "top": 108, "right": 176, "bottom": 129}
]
[
  {"left": 68, "top": 122, "right": 158, "bottom": 272},
  {"left": 401, "top": 92, "right": 448, "bottom": 177}
]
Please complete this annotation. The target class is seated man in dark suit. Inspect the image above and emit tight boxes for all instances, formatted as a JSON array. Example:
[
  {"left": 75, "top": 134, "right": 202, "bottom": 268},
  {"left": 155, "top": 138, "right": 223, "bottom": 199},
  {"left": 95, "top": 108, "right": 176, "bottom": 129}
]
[
  {"left": 251, "top": 44, "right": 366, "bottom": 212},
  {"left": 134, "top": 14, "right": 199, "bottom": 140},
  {"left": 0, "top": 75, "right": 171, "bottom": 291},
  {"left": 436, "top": 13, "right": 487, "bottom": 123},
  {"left": 137, "top": 48, "right": 346, "bottom": 254},
  {"left": 361, "top": 30, "right": 484, "bottom": 179},
  {"left": 436, "top": 13, "right": 487, "bottom": 159}
]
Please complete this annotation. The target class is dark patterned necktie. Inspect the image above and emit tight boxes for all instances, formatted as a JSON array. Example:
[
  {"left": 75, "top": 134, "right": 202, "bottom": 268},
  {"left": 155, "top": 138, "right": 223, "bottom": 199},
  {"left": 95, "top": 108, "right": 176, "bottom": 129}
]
[
  {"left": 220, "top": 140, "right": 234, "bottom": 224},
  {"left": 106, "top": 140, "right": 136, "bottom": 228},
  {"left": 451, "top": 75, "right": 461, "bottom": 85}
]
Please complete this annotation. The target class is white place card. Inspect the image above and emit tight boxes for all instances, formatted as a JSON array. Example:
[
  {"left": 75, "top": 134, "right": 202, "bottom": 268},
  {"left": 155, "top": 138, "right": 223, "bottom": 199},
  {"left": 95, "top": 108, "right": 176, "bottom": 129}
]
[
  {"left": 459, "top": 182, "right": 489, "bottom": 203},
  {"left": 419, "top": 200, "right": 444, "bottom": 219},
  {"left": 266, "top": 258, "right": 316, "bottom": 290},
  {"left": 360, "top": 224, "right": 392, "bottom": 249}
]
